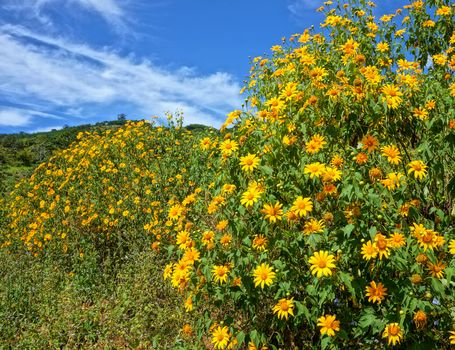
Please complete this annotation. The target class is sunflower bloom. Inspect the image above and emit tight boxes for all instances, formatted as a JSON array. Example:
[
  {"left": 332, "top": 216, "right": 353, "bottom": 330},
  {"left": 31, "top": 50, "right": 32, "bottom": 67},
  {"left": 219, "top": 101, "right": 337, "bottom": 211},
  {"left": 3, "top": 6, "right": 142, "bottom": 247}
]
[
  {"left": 241, "top": 188, "right": 261, "bottom": 207},
  {"left": 407, "top": 160, "right": 427, "bottom": 180},
  {"left": 449, "top": 330, "right": 455, "bottom": 344},
  {"left": 273, "top": 298, "right": 294, "bottom": 320},
  {"left": 304, "top": 162, "right": 326, "bottom": 179},
  {"left": 212, "top": 326, "right": 230, "bottom": 349},
  {"left": 381, "top": 84, "right": 403, "bottom": 109},
  {"left": 309, "top": 251, "right": 336, "bottom": 278},
  {"left": 252, "top": 234, "right": 268, "bottom": 251},
  {"left": 261, "top": 202, "right": 283, "bottom": 223},
  {"left": 382, "top": 323, "right": 403, "bottom": 346},
  {"left": 317, "top": 314, "right": 340, "bottom": 337},
  {"left": 381, "top": 145, "right": 401, "bottom": 164},
  {"left": 212, "top": 265, "right": 230, "bottom": 284},
  {"left": 449, "top": 239, "right": 455, "bottom": 254},
  {"left": 291, "top": 196, "right": 313, "bottom": 217},
  {"left": 361, "top": 134, "right": 379, "bottom": 152},
  {"left": 303, "top": 218, "right": 325, "bottom": 235},
  {"left": 253, "top": 263, "right": 276, "bottom": 289},
  {"left": 365, "top": 281, "right": 387, "bottom": 304},
  {"left": 240, "top": 153, "right": 260, "bottom": 172},
  {"left": 413, "top": 310, "right": 427, "bottom": 330},
  {"left": 361, "top": 240, "right": 378, "bottom": 260},
  {"left": 427, "top": 261, "right": 446, "bottom": 279},
  {"left": 219, "top": 139, "right": 239, "bottom": 156}
]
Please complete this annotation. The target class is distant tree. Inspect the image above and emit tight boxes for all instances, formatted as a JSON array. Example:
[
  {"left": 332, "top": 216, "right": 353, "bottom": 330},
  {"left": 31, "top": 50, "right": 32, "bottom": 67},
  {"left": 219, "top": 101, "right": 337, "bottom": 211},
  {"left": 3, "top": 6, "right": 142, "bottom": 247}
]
[{"left": 117, "top": 114, "right": 127, "bottom": 121}]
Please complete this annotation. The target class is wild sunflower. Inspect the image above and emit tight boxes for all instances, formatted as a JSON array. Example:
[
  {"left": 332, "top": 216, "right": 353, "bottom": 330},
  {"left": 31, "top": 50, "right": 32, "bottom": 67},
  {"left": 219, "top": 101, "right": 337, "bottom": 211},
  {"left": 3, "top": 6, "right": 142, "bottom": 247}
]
[
  {"left": 219, "top": 139, "right": 239, "bottom": 156},
  {"left": 449, "top": 239, "right": 455, "bottom": 254},
  {"left": 413, "top": 310, "right": 427, "bottom": 330},
  {"left": 374, "top": 233, "right": 390, "bottom": 260},
  {"left": 449, "top": 330, "right": 455, "bottom": 344},
  {"left": 211, "top": 325, "right": 230, "bottom": 349},
  {"left": 427, "top": 261, "right": 446, "bottom": 279},
  {"left": 273, "top": 298, "right": 295, "bottom": 320},
  {"left": 317, "top": 314, "right": 340, "bottom": 336},
  {"left": 304, "top": 162, "right": 326, "bottom": 179},
  {"left": 240, "top": 188, "right": 261, "bottom": 207},
  {"left": 261, "top": 202, "right": 283, "bottom": 223},
  {"left": 381, "top": 84, "right": 403, "bottom": 109},
  {"left": 407, "top": 160, "right": 427, "bottom": 180},
  {"left": 382, "top": 323, "right": 403, "bottom": 346},
  {"left": 361, "top": 134, "right": 379, "bottom": 152},
  {"left": 291, "top": 196, "right": 313, "bottom": 217},
  {"left": 253, "top": 263, "right": 276, "bottom": 289},
  {"left": 309, "top": 250, "right": 336, "bottom": 278},
  {"left": 361, "top": 240, "right": 378, "bottom": 260},
  {"left": 365, "top": 281, "right": 387, "bottom": 304},
  {"left": 212, "top": 265, "right": 230, "bottom": 284},
  {"left": 303, "top": 218, "right": 325, "bottom": 235},
  {"left": 240, "top": 153, "right": 260, "bottom": 172},
  {"left": 388, "top": 232, "right": 406, "bottom": 248},
  {"left": 252, "top": 234, "right": 268, "bottom": 251},
  {"left": 381, "top": 145, "right": 401, "bottom": 164}
]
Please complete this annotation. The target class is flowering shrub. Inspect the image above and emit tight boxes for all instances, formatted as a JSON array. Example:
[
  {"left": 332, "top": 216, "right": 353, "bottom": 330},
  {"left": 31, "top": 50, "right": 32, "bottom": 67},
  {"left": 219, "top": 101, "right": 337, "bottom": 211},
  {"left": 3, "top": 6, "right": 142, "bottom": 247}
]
[
  {"left": 1, "top": 0, "right": 455, "bottom": 349},
  {"left": 159, "top": 0, "right": 455, "bottom": 348}
]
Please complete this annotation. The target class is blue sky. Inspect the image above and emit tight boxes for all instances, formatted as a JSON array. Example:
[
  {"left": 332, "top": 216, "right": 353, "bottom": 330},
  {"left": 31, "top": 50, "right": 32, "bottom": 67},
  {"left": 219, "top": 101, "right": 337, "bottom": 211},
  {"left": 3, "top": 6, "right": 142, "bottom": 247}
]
[{"left": 0, "top": 0, "right": 406, "bottom": 133}]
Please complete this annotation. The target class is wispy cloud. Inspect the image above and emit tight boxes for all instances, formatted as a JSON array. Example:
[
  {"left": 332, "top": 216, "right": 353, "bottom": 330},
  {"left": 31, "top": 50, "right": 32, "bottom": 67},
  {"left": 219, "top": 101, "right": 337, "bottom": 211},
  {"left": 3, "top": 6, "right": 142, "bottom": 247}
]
[
  {"left": 1, "top": 0, "right": 128, "bottom": 33},
  {"left": 288, "top": 0, "right": 323, "bottom": 15},
  {"left": 0, "top": 25, "right": 242, "bottom": 128}
]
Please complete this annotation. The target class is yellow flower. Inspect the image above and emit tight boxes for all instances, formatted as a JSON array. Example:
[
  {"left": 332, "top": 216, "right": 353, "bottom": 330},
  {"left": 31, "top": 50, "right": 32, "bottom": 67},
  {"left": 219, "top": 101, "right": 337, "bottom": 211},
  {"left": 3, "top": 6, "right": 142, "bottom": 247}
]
[
  {"left": 436, "top": 6, "right": 451, "bottom": 16},
  {"left": 449, "top": 239, "right": 455, "bottom": 254},
  {"left": 219, "top": 139, "right": 239, "bottom": 156},
  {"left": 306, "top": 134, "right": 326, "bottom": 154},
  {"left": 200, "top": 137, "right": 211, "bottom": 150},
  {"left": 361, "top": 134, "right": 379, "bottom": 152},
  {"left": 240, "top": 153, "right": 260, "bottom": 172},
  {"left": 449, "top": 330, "right": 455, "bottom": 344},
  {"left": 361, "top": 240, "right": 378, "bottom": 260},
  {"left": 212, "top": 325, "right": 230, "bottom": 349},
  {"left": 376, "top": 42, "right": 389, "bottom": 52},
  {"left": 322, "top": 166, "right": 342, "bottom": 182},
  {"left": 182, "top": 247, "right": 200, "bottom": 265},
  {"left": 252, "top": 234, "right": 268, "bottom": 251},
  {"left": 317, "top": 314, "right": 340, "bottom": 337},
  {"left": 253, "top": 263, "right": 276, "bottom": 289},
  {"left": 381, "top": 84, "right": 403, "bottom": 109},
  {"left": 407, "top": 160, "right": 427, "bottom": 180},
  {"left": 382, "top": 323, "right": 403, "bottom": 346},
  {"left": 273, "top": 298, "right": 294, "bottom": 320},
  {"left": 290, "top": 196, "right": 313, "bottom": 217},
  {"left": 427, "top": 261, "right": 446, "bottom": 279},
  {"left": 388, "top": 232, "right": 406, "bottom": 248},
  {"left": 212, "top": 265, "right": 230, "bottom": 284},
  {"left": 176, "top": 230, "right": 192, "bottom": 250},
  {"left": 413, "top": 310, "right": 427, "bottom": 330},
  {"left": 381, "top": 145, "right": 401, "bottom": 164},
  {"left": 374, "top": 233, "right": 390, "bottom": 260},
  {"left": 309, "top": 250, "right": 336, "bottom": 278},
  {"left": 241, "top": 188, "right": 261, "bottom": 207},
  {"left": 304, "top": 162, "right": 326, "bottom": 179},
  {"left": 303, "top": 218, "right": 325, "bottom": 235},
  {"left": 261, "top": 202, "right": 283, "bottom": 223},
  {"left": 365, "top": 281, "right": 387, "bottom": 304}
]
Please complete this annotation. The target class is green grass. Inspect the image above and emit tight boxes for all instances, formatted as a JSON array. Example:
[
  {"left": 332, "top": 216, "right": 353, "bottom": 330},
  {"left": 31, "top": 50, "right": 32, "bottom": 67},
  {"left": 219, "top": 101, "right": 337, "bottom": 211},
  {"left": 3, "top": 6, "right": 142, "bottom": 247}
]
[{"left": 0, "top": 248, "right": 187, "bottom": 349}]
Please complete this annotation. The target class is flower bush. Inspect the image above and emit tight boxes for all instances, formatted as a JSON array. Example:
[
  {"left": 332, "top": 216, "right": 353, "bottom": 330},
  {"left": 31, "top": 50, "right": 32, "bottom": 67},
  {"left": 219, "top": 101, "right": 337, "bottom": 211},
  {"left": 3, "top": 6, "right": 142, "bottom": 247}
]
[
  {"left": 1, "top": 0, "right": 455, "bottom": 349},
  {"left": 159, "top": 0, "right": 455, "bottom": 348}
]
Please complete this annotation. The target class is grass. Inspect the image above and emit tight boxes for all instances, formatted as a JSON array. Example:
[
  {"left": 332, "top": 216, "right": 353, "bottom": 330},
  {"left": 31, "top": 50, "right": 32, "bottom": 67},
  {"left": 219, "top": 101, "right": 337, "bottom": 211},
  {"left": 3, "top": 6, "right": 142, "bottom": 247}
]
[{"left": 0, "top": 248, "right": 187, "bottom": 349}]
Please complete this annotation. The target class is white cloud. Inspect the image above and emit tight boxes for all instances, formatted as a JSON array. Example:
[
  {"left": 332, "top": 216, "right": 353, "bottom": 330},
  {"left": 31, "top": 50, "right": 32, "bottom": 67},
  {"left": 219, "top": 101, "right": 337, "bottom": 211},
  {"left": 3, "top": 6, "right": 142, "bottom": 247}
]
[
  {"left": 0, "top": 106, "right": 65, "bottom": 127},
  {"left": 288, "top": 0, "right": 323, "bottom": 15},
  {"left": 0, "top": 25, "right": 242, "bottom": 127},
  {"left": 2, "top": 0, "right": 127, "bottom": 32},
  {"left": 0, "top": 109, "right": 32, "bottom": 126}
]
